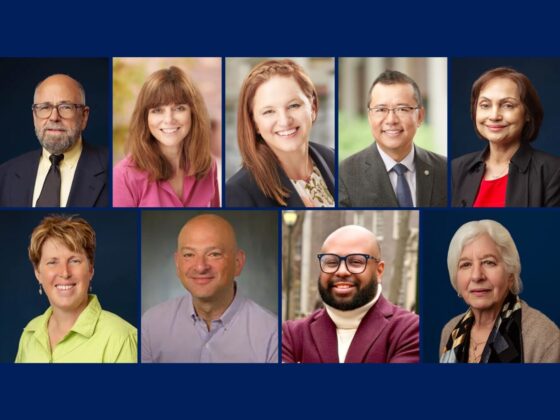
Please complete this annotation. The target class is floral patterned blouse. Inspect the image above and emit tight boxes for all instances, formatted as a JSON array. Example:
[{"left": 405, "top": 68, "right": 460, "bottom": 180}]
[{"left": 290, "top": 162, "right": 334, "bottom": 207}]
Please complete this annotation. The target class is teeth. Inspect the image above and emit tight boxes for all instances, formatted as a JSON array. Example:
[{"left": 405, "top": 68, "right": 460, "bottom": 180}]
[
  {"left": 277, "top": 128, "right": 297, "bottom": 136},
  {"left": 161, "top": 128, "right": 179, "bottom": 133},
  {"left": 56, "top": 284, "right": 75, "bottom": 290}
]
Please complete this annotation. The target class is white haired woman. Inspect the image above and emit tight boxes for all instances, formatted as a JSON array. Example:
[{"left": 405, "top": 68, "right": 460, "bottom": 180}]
[{"left": 440, "top": 220, "right": 559, "bottom": 363}]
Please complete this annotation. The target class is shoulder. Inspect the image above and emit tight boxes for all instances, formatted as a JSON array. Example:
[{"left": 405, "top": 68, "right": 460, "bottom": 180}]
[
  {"left": 452, "top": 150, "right": 482, "bottom": 172},
  {"left": 440, "top": 312, "right": 464, "bottom": 348},
  {"left": 415, "top": 145, "right": 447, "bottom": 167},
  {"left": 82, "top": 142, "right": 108, "bottom": 163},
  {"left": 241, "top": 297, "right": 278, "bottom": 328},
  {"left": 339, "top": 146, "right": 376, "bottom": 176},
  {"left": 375, "top": 297, "right": 419, "bottom": 332},
  {"left": 226, "top": 167, "right": 265, "bottom": 207},
  {"left": 98, "top": 310, "right": 137, "bottom": 337},
  {"left": 21, "top": 312, "right": 48, "bottom": 333},
  {"left": 0, "top": 149, "right": 40, "bottom": 171},
  {"left": 142, "top": 295, "right": 189, "bottom": 327},
  {"left": 309, "top": 142, "right": 334, "bottom": 160},
  {"left": 528, "top": 147, "right": 560, "bottom": 167},
  {"left": 114, "top": 156, "right": 149, "bottom": 182},
  {"left": 522, "top": 301, "right": 559, "bottom": 335},
  {"left": 283, "top": 308, "right": 324, "bottom": 335}
]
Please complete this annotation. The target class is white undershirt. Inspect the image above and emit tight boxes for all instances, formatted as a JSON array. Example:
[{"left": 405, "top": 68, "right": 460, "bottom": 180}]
[
  {"left": 324, "top": 285, "right": 382, "bottom": 363},
  {"left": 376, "top": 143, "right": 417, "bottom": 207}
]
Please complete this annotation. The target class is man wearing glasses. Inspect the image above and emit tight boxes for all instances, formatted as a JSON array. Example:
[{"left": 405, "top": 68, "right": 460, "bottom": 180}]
[
  {"left": 282, "top": 225, "right": 419, "bottom": 363},
  {"left": 0, "top": 74, "right": 108, "bottom": 207},
  {"left": 339, "top": 69, "right": 447, "bottom": 207}
]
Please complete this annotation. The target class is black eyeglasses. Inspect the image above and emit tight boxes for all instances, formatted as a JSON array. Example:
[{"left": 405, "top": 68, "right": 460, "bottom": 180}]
[
  {"left": 32, "top": 102, "right": 86, "bottom": 119},
  {"left": 317, "top": 253, "right": 380, "bottom": 274}
]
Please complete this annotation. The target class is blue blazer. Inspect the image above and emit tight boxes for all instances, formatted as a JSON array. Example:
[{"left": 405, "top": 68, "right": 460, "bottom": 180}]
[
  {"left": 0, "top": 141, "right": 108, "bottom": 207},
  {"left": 226, "top": 142, "right": 334, "bottom": 208}
]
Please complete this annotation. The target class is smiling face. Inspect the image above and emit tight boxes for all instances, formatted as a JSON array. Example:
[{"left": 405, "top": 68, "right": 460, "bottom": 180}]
[
  {"left": 174, "top": 215, "right": 245, "bottom": 305},
  {"left": 35, "top": 238, "right": 93, "bottom": 315},
  {"left": 368, "top": 82, "right": 424, "bottom": 162},
  {"left": 318, "top": 226, "right": 384, "bottom": 311},
  {"left": 251, "top": 75, "right": 316, "bottom": 158},
  {"left": 148, "top": 103, "right": 191, "bottom": 151},
  {"left": 33, "top": 75, "right": 89, "bottom": 155},
  {"left": 456, "top": 233, "right": 513, "bottom": 317},
  {"left": 475, "top": 77, "right": 526, "bottom": 146}
]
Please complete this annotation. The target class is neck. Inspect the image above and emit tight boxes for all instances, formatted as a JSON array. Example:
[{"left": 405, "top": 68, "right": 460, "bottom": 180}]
[
  {"left": 158, "top": 144, "right": 181, "bottom": 171},
  {"left": 471, "top": 306, "right": 500, "bottom": 329},
  {"left": 49, "top": 298, "right": 88, "bottom": 334},
  {"left": 487, "top": 141, "right": 520, "bottom": 164},
  {"left": 378, "top": 142, "right": 412, "bottom": 163},
  {"left": 276, "top": 144, "right": 311, "bottom": 180},
  {"left": 192, "top": 285, "right": 235, "bottom": 331}
]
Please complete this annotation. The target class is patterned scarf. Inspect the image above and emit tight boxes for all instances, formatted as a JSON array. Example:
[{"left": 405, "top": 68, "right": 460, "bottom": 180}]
[{"left": 440, "top": 292, "right": 523, "bottom": 363}]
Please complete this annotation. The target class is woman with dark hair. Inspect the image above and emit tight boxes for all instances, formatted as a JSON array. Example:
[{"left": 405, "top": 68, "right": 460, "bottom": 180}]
[
  {"left": 452, "top": 67, "right": 560, "bottom": 207},
  {"left": 226, "top": 59, "right": 334, "bottom": 207},
  {"left": 113, "top": 66, "right": 219, "bottom": 207}
]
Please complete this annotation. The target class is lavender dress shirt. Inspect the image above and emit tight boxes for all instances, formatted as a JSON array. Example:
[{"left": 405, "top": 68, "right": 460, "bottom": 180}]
[
  {"left": 113, "top": 155, "right": 220, "bottom": 207},
  {"left": 141, "top": 290, "right": 278, "bottom": 363}
]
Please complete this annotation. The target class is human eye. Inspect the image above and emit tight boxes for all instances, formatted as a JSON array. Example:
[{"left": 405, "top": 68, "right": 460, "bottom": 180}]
[
  {"left": 175, "top": 104, "right": 188, "bottom": 112},
  {"left": 501, "top": 102, "right": 517, "bottom": 110},
  {"left": 37, "top": 103, "right": 52, "bottom": 111},
  {"left": 322, "top": 255, "right": 339, "bottom": 267},
  {"left": 69, "top": 257, "right": 82, "bottom": 264},
  {"left": 482, "top": 259, "right": 497, "bottom": 267},
  {"left": 478, "top": 101, "right": 490, "bottom": 110},
  {"left": 374, "top": 107, "right": 388, "bottom": 114},
  {"left": 458, "top": 260, "right": 471, "bottom": 269},
  {"left": 288, "top": 103, "right": 301, "bottom": 109},
  {"left": 182, "top": 251, "right": 194, "bottom": 259},
  {"left": 347, "top": 255, "right": 365, "bottom": 268},
  {"left": 149, "top": 107, "right": 163, "bottom": 114},
  {"left": 262, "top": 109, "right": 275, "bottom": 116},
  {"left": 208, "top": 250, "right": 224, "bottom": 259},
  {"left": 59, "top": 104, "right": 74, "bottom": 112},
  {"left": 396, "top": 106, "right": 413, "bottom": 115}
]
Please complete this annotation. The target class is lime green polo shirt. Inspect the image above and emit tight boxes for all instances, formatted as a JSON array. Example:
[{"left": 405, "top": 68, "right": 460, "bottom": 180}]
[{"left": 15, "top": 295, "right": 137, "bottom": 363}]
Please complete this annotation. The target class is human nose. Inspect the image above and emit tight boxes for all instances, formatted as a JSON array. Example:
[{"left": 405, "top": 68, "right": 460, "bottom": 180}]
[
  {"left": 193, "top": 255, "right": 210, "bottom": 272},
  {"left": 48, "top": 106, "right": 61, "bottom": 121},
  {"left": 277, "top": 109, "right": 292, "bottom": 126},
  {"left": 334, "top": 258, "right": 351, "bottom": 277},
  {"left": 58, "top": 263, "right": 70, "bottom": 279},
  {"left": 385, "top": 108, "right": 399, "bottom": 123},
  {"left": 488, "top": 105, "right": 502, "bottom": 120},
  {"left": 163, "top": 108, "right": 176, "bottom": 123},
  {"left": 470, "top": 262, "right": 485, "bottom": 282}
]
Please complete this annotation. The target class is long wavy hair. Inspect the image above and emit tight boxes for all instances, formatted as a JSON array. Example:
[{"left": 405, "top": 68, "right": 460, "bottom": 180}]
[
  {"left": 237, "top": 59, "right": 318, "bottom": 206},
  {"left": 127, "top": 66, "right": 212, "bottom": 181}
]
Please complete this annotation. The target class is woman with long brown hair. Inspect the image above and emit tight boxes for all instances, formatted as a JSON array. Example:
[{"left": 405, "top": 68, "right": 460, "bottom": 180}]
[
  {"left": 226, "top": 59, "right": 334, "bottom": 207},
  {"left": 113, "top": 66, "right": 219, "bottom": 207}
]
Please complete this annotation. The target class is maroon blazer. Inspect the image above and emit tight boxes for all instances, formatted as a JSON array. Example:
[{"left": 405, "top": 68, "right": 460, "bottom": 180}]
[{"left": 282, "top": 295, "right": 419, "bottom": 363}]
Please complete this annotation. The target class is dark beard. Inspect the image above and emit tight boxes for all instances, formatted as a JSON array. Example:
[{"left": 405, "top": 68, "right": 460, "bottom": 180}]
[{"left": 318, "top": 275, "right": 378, "bottom": 311}]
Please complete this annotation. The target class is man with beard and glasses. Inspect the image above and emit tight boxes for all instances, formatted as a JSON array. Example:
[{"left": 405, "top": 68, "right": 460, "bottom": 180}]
[
  {"left": 0, "top": 74, "right": 108, "bottom": 207},
  {"left": 282, "top": 225, "right": 419, "bottom": 363}
]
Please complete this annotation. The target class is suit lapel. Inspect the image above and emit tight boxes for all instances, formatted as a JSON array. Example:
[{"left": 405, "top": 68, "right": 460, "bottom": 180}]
[
  {"left": 67, "top": 143, "right": 106, "bottom": 207},
  {"left": 309, "top": 310, "right": 340, "bottom": 363},
  {"left": 344, "top": 295, "right": 392, "bottom": 363},
  {"left": 414, "top": 146, "right": 434, "bottom": 207},
  {"left": 12, "top": 150, "right": 41, "bottom": 206},
  {"left": 363, "top": 145, "right": 398, "bottom": 206}
]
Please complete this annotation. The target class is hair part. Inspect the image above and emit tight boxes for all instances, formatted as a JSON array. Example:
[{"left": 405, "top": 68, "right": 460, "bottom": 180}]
[
  {"left": 367, "top": 69, "right": 424, "bottom": 109},
  {"left": 127, "top": 66, "right": 212, "bottom": 181},
  {"left": 29, "top": 215, "right": 96, "bottom": 269},
  {"left": 237, "top": 59, "right": 319, "bottom": 206},
  {"left": 470, "top": 67, "right": 543, "bottom": 143},
  {"left": 447, "top": 219, "right": 522, "bottom": 295}
]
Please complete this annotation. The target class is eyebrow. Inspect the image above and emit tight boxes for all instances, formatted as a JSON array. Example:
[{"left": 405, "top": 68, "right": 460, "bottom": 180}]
[
  {"left": 458, "top": 253, "right": 498, "bottom": 261},
  {"left": 478, "top": 96, "right": 520, "bottom": 102}
]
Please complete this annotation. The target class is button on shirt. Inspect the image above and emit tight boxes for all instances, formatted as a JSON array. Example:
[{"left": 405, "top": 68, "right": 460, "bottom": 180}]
[
  {"left": 141, "top": 291, "right": 278, "bottom": 363},
  {"left": 15, "top": 295, "right": 138, "bottom": 363},
  {"left": 376, "top": 143, "right": 417, "bottom": 207},
  {"left": 32, "top": 139, "right": 83, "bottom": 207}
]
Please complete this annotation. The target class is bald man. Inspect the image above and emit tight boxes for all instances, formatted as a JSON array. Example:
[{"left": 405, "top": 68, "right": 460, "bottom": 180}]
[
  {"left": 282, "top": 225, "right": 419, "bottom": 363},
  {"left": 0, "top": 74, "right": 108, "bottom": 207},
  {"left": 142, "top": 214, "right": 278, "bottom": 363}
]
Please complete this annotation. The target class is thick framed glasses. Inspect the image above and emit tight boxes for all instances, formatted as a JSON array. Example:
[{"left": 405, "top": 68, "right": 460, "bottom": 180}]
[
  {"left": 317, "top": 253, "right": 380, "bottom": 274},
  {"left": 32, "top": 102, "right": 86, "bottom": 119},
  {"left": 367, "top": 105, "right": 420, "bottom": 118}
]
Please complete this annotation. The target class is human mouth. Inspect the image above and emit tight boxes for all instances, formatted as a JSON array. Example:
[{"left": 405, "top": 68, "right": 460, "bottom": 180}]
[
  {"left": 160, "top": 127, "right": 180, "bottom": 134},
  {"left": 55, "top": 283, "right": 76, "bottom": 292},
  {"left": 470, "top": 288, "right": 491, "bottom": 297},
  {"left": 190, "top": 276, "right": 214, "bottom": 286},
  {"left": 485, "top": 124, "right": 507, "bottom": 132},
  {"left": 276, "top": 128, "right": 298, "bottom": 137},
  {"left": 330, "top": 281, "right": 357, "bottom": 296},
  {"left": 383, "top": 129, "right": 403, "bottom": 137}
]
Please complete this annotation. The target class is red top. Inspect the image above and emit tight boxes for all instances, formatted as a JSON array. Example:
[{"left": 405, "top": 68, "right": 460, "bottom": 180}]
[{"left": 473, "top": 174, "right": 508, "bottom": 207}]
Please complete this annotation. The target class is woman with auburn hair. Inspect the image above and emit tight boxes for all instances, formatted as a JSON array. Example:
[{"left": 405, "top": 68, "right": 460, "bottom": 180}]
[
  {"left": 452, "top": 67, "right": 560, "bottom": 207},
  {"left": 226, "top": 59, "right": 334, "bottom": 207},
  {"left": 440, "top": 220, "right": 559, "bottom": 363},
  {"left": 113, "top": 66, "right": 219, "bottom": 207},
  {"left": 16, "top": 215, "right": 137, "bottom": 363}
]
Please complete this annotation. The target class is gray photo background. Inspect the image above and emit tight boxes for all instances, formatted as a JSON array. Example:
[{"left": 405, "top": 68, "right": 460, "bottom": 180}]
[{"left": 142, "top": 210, "right": 278, "bottom": 315}]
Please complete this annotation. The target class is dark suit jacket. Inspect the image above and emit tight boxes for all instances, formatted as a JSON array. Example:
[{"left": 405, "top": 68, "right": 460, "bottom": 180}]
[
  {"left": 452, "top": 143, "right": 560, "bottom": 207},
  {"left": 282, "top": 295, "right": 419, "bottom": 363},
  {"left": 0, "top": 141, "right": 108, "bottom": 207},
  {"left": 339, "top": 143, "right": 447, "bottom": 207},
  {"left": 226, "top": 142, "right": 334, "bottom": 207}
]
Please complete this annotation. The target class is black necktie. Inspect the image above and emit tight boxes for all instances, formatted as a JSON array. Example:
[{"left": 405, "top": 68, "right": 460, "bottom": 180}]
[
  {"left": 36, "top": 154, "right": 64, "bottom": 207},
  {"left": 393, "top": 163, "right": 414, "bottom": 207}
]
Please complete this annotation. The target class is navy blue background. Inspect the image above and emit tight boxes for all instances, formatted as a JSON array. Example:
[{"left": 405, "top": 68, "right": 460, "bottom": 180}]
[
  {"left": 0, "top": 58, "right": 109, "bottom": 162},
  {"left": 421, "top": 209, "right": 560, "bottom": 362},
  {"left": 451, "top": 57, "right": 560, "bottom": 159},
  {"left": 0, "top": 210, "right": 138, "bottom": 362},
  {"left": 1, "top": 2, "right": 560, "bottom": 417}
]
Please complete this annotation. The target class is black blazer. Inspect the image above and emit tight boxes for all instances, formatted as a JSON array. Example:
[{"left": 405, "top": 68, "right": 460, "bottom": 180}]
[
  {"left": 226, "top": 142, "right": 334, "bottom": 208},
  {"left": 452, "top": 143, "right": 560, "bottom": 207},
  {"left": 0, "top": 141, "right": 108, "bottom": 207}
]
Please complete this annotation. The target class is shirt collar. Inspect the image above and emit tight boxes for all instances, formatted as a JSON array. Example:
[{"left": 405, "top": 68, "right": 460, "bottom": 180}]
[
  {"left": 376, "top": 143, "right": 416, "bottom": 173},
  {"left": 467, "top": 142, "right": 533, "bottom": 173},
  {"left": 324, "top": 285, "right": 382, "bottom": 329},
  {"left": 41, "top": 137, "right": 83, "bottom": 169},
  {"left": 189, "top": 283, "right": 245, "bottom": 328}
]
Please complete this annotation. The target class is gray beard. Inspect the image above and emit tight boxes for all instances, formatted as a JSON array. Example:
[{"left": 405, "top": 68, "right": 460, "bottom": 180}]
[{"left": 35, "top": 125, "right": 82, "bottom": 155}]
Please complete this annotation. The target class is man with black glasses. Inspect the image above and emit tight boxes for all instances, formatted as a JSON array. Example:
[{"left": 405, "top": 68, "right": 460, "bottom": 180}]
[
  {"left": 282, "top": 224, "right": 419, "bottom": 363},
  {"left": 0, "top": 74, "right": 107, "bottom": 207}
]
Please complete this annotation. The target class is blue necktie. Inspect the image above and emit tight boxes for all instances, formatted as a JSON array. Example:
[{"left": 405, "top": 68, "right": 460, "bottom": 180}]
[{"left": 393, "top": 163, "right": 413, "bottom": 207}]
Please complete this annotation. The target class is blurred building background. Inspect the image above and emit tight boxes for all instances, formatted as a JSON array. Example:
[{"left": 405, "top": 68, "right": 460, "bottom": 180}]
[
  {"left": 282, "top": 210, "right": 419, "bottom": 321},
  {"left": 339, "top": 57, "right": 447, "bottom": 161},
  {"left": 225, "top": 57, "right": 335, "bottom": 181},
  {"left": 112, "top": 57, "right": 222, "bottom": 190}
]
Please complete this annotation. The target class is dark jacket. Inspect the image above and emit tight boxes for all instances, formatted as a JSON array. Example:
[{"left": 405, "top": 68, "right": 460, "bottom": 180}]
[
  {"left": 452, "top": 143, "right": 560, "bottom": 207},
  {"left": 226, "top": 142, "right": 334, "bottom": 208}
]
